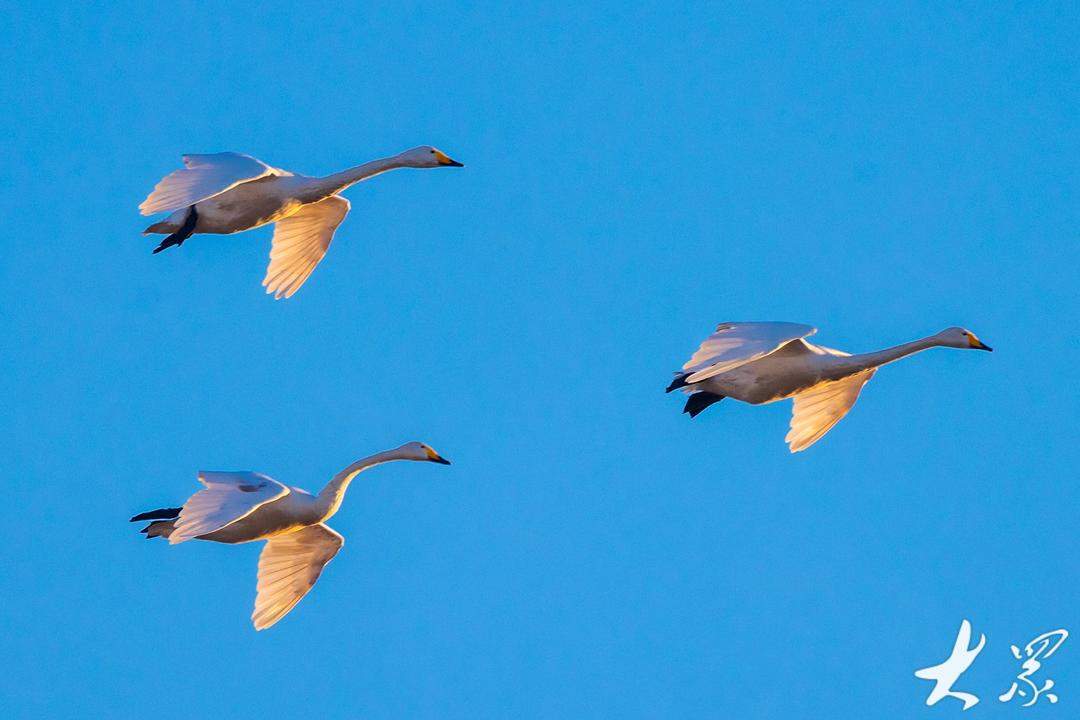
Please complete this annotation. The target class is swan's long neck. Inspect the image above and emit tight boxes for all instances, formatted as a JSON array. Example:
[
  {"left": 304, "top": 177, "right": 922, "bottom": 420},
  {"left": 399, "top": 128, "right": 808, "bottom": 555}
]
[
  {"left": 309, "top": 155, "right": 406, "bottom": 197},
  {"left": 848, "top": 335, "right": 943, "bottom": 370},
  {"left": 315, "top": 449, "right": 405, "bottom": 520}
]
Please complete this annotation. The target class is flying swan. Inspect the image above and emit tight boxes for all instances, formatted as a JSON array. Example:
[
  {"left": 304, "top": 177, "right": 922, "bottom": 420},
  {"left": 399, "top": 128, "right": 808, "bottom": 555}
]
[
  {"left": 139, "top": 146, "right": 463, "bottom": 298},
  {"left": 667, "top": 322, "right": 992, "bottom": 452},
  {"left": 131, "top": 442, "right": 451, "bottom": 630}
]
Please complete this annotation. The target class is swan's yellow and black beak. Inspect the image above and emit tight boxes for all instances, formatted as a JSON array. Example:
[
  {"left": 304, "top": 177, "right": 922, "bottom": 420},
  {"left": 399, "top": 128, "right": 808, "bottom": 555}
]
[
  {"left": 968, "top": 333, "right": 993, "bottom": 351},
  {"left": 434, "top": 150, "right": 464, "bottom": 167},
  {"left": 425, "top": 447, "right": 452, "bottom": 465}
]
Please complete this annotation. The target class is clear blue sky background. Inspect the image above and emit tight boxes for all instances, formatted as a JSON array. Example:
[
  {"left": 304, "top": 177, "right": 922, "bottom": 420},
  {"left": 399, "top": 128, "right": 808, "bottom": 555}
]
[{"left": 1, "top": 2, "right": 1077, "bottom": 718}]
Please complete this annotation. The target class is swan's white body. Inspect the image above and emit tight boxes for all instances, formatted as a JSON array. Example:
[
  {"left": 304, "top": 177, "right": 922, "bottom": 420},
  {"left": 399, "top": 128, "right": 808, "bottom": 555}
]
[
  {"left": 139, "top": 146, "right": 463, "bottom": 298},
  {"left": 132, "top": 442, "right": 450, "bottom": 630},
  {"left": 669, "top": 322, "right": 992, "bottom": 452}
]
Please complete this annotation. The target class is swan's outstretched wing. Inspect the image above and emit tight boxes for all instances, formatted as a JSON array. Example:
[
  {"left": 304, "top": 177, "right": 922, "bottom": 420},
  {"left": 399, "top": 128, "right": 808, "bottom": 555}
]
[
  {"left": 252, "top": 524, "right": 345, "bottom": 630},
  {"left": 139, "top": 152, "right": 278, "bottom": 216},
  {"left": 262, "top": 195, "right": 351, "bottom": 299},
  {"left": 786, "top": 369, "right": 876, "bottom": 452},
  {"left": 169, "top": 471, "right": 289, "bottom": 545},
  {"left": 682, "top": 322, "right": 817, "bottom": 384}
]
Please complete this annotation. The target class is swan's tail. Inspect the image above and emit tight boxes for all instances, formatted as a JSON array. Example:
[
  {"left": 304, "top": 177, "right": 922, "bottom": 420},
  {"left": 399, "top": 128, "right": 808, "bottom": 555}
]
[
  {"left": 142, "top": 206, "right": 188, "bottom": 235},
  {"left": 141, "top": 520, "right": 177, "bottom": 539},
  {"left": 143, "top": 221, "right": 173, "bottom": 235},
  {"left": 131, "top": 507, "right": 182, "bottom": 540}
]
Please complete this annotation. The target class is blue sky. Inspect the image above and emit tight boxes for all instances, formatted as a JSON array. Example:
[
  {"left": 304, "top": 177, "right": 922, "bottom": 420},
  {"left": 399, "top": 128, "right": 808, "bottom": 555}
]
[{"left": 1, "top": 2, "right": 1077, "bottom": 717}]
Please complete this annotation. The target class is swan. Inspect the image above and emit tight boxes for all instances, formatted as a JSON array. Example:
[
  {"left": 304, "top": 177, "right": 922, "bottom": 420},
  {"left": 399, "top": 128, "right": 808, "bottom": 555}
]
[
  {"left": 139, "top": 146, "right": 464, "bottom": 298},
  {"left": 130, "top": 442, "right": 451, "bottom": 630},
  {"left": 666, "top": 322, "right": 992, "bottom": 452}
]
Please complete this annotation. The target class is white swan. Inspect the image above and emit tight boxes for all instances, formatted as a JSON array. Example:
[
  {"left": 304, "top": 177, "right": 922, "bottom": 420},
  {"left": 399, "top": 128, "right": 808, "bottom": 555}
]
[
  {"left": 667, "top": 322, "right": 992, "bottom": 452},
  {"left": 139, "top": 146, "right": 464, "bottom": 298},
  {"left": 131, "top": 442, "right": 451, "bottom": 630}
]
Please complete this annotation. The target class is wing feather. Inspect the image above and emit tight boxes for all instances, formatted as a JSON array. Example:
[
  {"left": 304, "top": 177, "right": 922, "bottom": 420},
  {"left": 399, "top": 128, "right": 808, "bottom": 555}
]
[
  {"left": 139, "top": 152, "right": 277, "bottom": 216},
  {"left": 252, "top": 524, "right": 344, "bottom": 630},
  {"left": 262, "top": 195, "right": 350, "bottom": 299},
  {"left": 785, "top": 369, "right": 876, "bottom": 452},
  {"left": 682, "top": 322, "right": 817, "bottom": 384},
  {"left": 169, "top": 471, "right": 289, "bottom": 545}
]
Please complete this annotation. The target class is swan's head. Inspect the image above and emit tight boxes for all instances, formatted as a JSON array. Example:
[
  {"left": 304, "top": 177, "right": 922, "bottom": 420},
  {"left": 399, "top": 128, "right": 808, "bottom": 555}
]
[
  {"left": 397, "top": 441, "right": 452, "bottom": 464},
  {"left": 397, "top": 146, "right": 464, "bottom": 169},
  {"left": 936, "top": 327, "right": 993, "bottom": 351}
]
